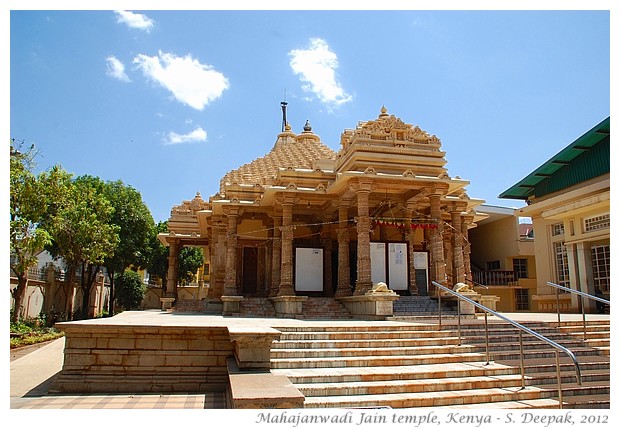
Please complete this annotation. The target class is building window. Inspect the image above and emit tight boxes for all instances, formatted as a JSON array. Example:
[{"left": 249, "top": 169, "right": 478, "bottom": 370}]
[
  {"left": 486, "top": 260, "right": 500, "bottom": 270},
  {"left": 551, "top": 223, "right": 564, "bottom": 236},
  {"left": 513, "top": 258, "right": 528, "bottom": 279},
  {"left": 591, "top": 245, "right": 610, "bottom": 295},
  {"left": 584, "top": 214, "right": 610, "bottom": 233},
  {"left": 554, "top": 241, "right": 570, "bottom": 288},
  {"left": 515, "top": 289, "right": 530, "bottom": 311}
]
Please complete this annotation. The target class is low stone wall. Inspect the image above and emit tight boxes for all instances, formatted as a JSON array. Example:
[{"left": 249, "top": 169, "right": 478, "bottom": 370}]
[{"left": 51, "top": 323, "right": 234, "bottom": 394}]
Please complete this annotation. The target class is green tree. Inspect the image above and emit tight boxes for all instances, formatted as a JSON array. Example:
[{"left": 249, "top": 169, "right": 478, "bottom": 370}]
[
  {"left": 101, "top": 180, "right": 155, "bottom": 316},
  {"left": 115, "top": 270, "right": 146, "bottom": 310},
  {"left": 44, "top": 175, "right": 120, "bottom": 320},
  {"left": 146, "top": 221, "right": 170, "bottom": 292},
  {"left": 178, "top": 247, "right": 205, "bottom": 285},
  {"left": 10, "top": 142, "right": 52, "bottom": 324}
]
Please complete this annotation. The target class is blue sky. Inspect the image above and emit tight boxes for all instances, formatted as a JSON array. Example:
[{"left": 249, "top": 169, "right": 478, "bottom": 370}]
[{"left": 8, "top": 7, "right": 612, "bottom": 223}]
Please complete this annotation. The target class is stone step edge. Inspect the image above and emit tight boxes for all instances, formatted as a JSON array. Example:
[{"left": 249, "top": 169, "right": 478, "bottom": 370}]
[{"left": 302, "top": 386, "right": 547, "bottom": 408}]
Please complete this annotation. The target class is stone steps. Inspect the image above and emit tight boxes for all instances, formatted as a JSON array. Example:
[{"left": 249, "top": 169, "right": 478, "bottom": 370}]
[
  {"left": 270, "top": 320, "right": 609, "bottom": 409},
  {"left": 297, "top": 298, "right": 352, "bottom": 320},
  {"left": 393, "top": 296, "right": 457, "bottom": 315}
]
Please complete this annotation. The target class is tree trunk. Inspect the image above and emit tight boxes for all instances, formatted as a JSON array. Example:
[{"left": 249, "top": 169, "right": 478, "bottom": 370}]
[
  {"left": 10, "top": 275, "right": 28, "bottom": 324},
  {"left": 107, "top": 268, "right": 116, "bottom": 316},
  {"left": 80, "top": 264, "right": 100, "bottom": 319}
]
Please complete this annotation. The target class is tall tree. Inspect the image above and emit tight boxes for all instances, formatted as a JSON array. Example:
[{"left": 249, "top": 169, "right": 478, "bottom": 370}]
[
  {"left": 9, "top": 142, "right": 52, "bottom": 324},
  {"left": 45, "top": 175, "right": 119, "bottom": 320},
  {"left": 101, "top": 180, "right": 155, "bottom": 316}
]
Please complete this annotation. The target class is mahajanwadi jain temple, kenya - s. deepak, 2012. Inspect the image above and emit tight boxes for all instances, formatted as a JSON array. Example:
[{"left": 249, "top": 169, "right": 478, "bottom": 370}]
[{"left": 157, "top": 105, "right": 485, "bottom": 317}]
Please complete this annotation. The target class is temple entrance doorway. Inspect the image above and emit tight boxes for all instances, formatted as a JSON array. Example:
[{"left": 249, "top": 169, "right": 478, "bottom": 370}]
[{"left": 242, "top": 247, "right": 258, "bottom": 295}]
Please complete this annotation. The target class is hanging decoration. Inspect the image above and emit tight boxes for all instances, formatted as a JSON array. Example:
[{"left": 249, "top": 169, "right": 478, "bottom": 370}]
[{"left": 372, "top": 218, "right": 438, "bottom": 230}]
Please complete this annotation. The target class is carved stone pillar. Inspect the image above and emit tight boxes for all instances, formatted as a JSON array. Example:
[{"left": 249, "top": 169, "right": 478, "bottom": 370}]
[
  {"left": 270, "top": 214, "right": 282, "bottom": 297},
  {"left": 355, "top": 187, "right": 373, "bottom": 295},
  {"left": 462, "top": 214, "right": 474, "bottom": 284},
  {"left": 444, "top": 230, "right": 453, "bottom": 285},
  {"left": 321, "top": 219, "right": 333, "bottom": 296},
  {"left": 335, "top": 204, "right": 352, "bottom": 297},
  {"left": 451, "top": 210, "right": 465, "bottom": 284},
  {"left": 429, "top": 193, "right": 446, "bottom": 291},
  {"left": 223, "top": 208, "right": 240, "bottom": 296},
  {"left": 404, "top": 207, "right": 418, "bottom": 295},
  {"left": 208, "top": 219, "right": 226, "bottom": 299},
  {"left": 166, "top": 240, "right": 179, "bottom": 298},
  {"left": 279, "top": 201, "right": 295, "bottom": 296}
]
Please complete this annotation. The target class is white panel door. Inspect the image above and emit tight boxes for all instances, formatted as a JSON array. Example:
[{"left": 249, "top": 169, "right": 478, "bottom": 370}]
[
  {"left": 295, "top": 248, "right": 323, "bottom": 291},
  {"left": 388, "top": 242, "right": 408, "bottom": 290}
]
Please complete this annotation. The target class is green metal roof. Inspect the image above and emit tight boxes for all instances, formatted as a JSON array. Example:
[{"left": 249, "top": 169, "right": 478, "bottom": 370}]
[{"left": 499, "top": 116, "right": 610, "bottom": 201}]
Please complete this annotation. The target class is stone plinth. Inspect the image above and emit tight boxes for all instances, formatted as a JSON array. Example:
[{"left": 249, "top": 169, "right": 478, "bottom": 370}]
[
  {"left": 458, "top": 292, "right": 481, "bottom": 315},
  {"left": 479, "top": 295, "right": 500, "bottom": 312},
  {"left": 226, "top": 358, "right": 304, "bottom": 408},
  {"left": 337, "top": 290, "right": 399, "bottom": 320},
  {"left": 221, "top": 295, "right": 244, "bottom": 316},
  {"left": 51, "top": 314, "right": 233, "bottom": 394},
  {"left": 228, "top": 326, "right": 281, "bottom": 370},
  {"left": 160, "top": 297, "right": 175, "bottom": 311},
  {"left": 269, "top": 296, "right": 307, "bottom": 317}
]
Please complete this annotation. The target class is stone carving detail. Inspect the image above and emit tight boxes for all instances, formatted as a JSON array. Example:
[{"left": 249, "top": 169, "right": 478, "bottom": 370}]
[
  {"left": 341, "top": 107, "right": 442, "bottom": 146},
  {"left": 453, "top": 282, "right": 474, "bottom": 293}
]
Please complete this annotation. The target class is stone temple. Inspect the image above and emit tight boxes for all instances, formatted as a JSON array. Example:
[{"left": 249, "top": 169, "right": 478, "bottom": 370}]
[{"left": 157, "top": 106, "right": 486, "bottom": 318}]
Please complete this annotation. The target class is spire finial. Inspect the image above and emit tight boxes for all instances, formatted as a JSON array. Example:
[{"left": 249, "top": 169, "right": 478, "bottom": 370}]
[
  {"left": 303, "top": 119, "right": 312, "bottom": 132},
  {"left": 280, "top": 99, "right": 288, "bottom": 132},
  {"left": 380, "top": 105, "right": 388, "bottom": 117}
]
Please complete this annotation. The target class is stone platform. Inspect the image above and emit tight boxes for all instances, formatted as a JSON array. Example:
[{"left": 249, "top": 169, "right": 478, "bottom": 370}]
[{"left": 46, "top": 310, "right": 610, "bottom": 409}]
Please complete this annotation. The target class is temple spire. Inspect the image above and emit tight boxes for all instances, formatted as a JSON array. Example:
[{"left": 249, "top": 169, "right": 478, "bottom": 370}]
[{"left": 281, "top": 95, "right": 288, "bottom": 132}]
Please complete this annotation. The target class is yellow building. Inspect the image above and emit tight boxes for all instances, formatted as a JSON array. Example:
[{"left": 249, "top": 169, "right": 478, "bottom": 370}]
[
  {"left": 499, "top": 117, "right": 610, "bottom": 313},
  {"left": 468, "top": 205, "right": 537, "bottom": 312}
]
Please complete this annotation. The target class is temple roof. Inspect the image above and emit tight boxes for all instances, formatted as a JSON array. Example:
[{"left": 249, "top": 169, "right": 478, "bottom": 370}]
[{"left": 219, "top": 123, "right": 336, "bottom": 195}]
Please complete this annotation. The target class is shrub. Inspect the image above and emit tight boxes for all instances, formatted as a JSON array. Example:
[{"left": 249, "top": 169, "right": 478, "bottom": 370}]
[{"left": 115, "top": 270, "right": 146, "bottom": 310}]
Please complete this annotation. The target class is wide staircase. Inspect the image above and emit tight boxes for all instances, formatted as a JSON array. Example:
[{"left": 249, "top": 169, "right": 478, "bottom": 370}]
[{"left": 270, "top": 319, "right": 610, "bottom": 409}]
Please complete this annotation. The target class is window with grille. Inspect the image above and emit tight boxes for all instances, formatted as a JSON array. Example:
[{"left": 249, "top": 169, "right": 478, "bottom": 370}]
[
  {"left": 515, "top": 289, "right": 530, "bottom": 311},
  {"left": 584, "top": 214, "right": 610, "bottom": 233},
  {"left": 513, "top": 258, "right": 528, "bottom": 279},
  {"left": 551, "top": 223, "right": 564, "bottom": 236},
  {"left": 591, "top": 244, "right": 610, "bottom": 295},
  {"left": 554, "top": 241, "right": 570, "bottom": 288}
]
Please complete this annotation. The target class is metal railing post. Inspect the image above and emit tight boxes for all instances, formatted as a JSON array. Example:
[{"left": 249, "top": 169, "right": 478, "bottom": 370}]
[
  {"left": 556, "top": 349, "right": 563, "bottom": 409},
  {"left": 556, "top": 286, "right": 561, "bottom": 324},
  {"left": 519, "top": 331, "right": 525, "bottom": 389},
  {"left": 438, "top": 289, "right": 442, "bottom": 331},
  {"left": 484, "top": 312, "right": 490, "bottom": 365}
]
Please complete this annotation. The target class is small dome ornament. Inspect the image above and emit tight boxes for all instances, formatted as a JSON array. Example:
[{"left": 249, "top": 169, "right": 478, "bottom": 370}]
[
  {"left": 303, "top": 119, "right": 312, "bottom": 132},
  {"left": 380, "top": 106, "right": 389, "bottom": 117}
]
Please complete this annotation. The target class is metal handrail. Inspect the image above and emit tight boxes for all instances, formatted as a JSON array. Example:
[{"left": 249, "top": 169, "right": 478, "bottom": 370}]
[
  {"left": 433, "top": 281, "right": 582, "bottom": 409},
  {"left": 547, "top": 281, "right": 610, "bottom": 341}
]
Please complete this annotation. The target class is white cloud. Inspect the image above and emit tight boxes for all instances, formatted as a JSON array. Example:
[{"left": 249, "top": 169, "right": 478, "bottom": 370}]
[
  {"left": 114, "top": 10, "right": 155, "bottom": 32},
  {"left": 133, "top": 51, "right": 229, "bottom": 110},
  {"left": 289, "top": 38, "right": 352, "bottom": 109},
  {"left": 165, "top": 126, "right": 207, "bottom": 145},
  {"left": 105, "top": 56, "right": 131, "bottom": 82}
]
